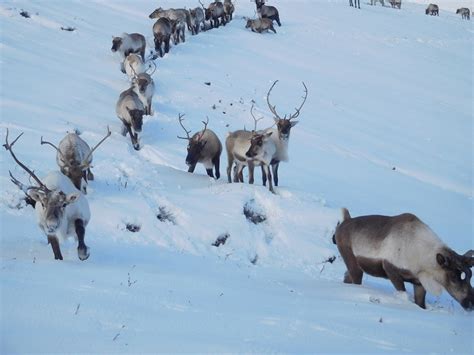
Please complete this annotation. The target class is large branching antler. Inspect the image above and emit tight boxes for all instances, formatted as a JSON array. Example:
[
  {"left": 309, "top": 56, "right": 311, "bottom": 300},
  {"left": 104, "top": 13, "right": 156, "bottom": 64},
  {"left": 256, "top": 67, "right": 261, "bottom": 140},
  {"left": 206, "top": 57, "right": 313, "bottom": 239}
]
[
  {"left": 3, "top": 128, "right": 50, "bottom": 192},
  {"left": 250, "top": 103, "right": 263, "bottom": 131},
  {"left": 177, "top": 114, "right": 191, "bottom": 140},
  {"left": 198, "top": 116, "right": 209, "bottom": 141},
  {"left": 80, "top": 126, "right": 111, "bottom": 168},
  {"left": 266, "top": 80, "right": 308, "bottom": 121},
  {"left": 199, "top": 0, "right": 206, "bottom": 10},
  {"left": 288, "top": 81, "right": 308, "bottom": 121}
]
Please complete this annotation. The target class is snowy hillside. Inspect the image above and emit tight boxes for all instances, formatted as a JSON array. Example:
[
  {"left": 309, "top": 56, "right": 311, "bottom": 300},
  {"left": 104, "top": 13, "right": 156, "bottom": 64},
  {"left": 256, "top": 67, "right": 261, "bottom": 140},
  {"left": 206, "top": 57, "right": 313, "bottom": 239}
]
[{"left": 0, "top": 0, "right": 472, "bottom": 353}]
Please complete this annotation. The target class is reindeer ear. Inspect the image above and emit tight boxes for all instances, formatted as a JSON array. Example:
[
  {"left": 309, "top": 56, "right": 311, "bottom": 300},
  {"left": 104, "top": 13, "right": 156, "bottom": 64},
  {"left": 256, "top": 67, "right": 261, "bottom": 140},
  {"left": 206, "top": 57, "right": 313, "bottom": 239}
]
[
  {"left": 65, "top": 192, "right": 80, "bottom": 204},
  {"left": 437, "top": 253, "right": 451, "bottom": 268},
  {"left": 264, "top": 131, "right": 273, "bottom": 139},
  {"left": 463, "top": 250, "right": 474, "bottom": 267},
  {"left": 290, "top": 121, "right": 299, "bottom": 127},
  {"left": 28, "top": 190, "right": 46, "bottom": 203}
]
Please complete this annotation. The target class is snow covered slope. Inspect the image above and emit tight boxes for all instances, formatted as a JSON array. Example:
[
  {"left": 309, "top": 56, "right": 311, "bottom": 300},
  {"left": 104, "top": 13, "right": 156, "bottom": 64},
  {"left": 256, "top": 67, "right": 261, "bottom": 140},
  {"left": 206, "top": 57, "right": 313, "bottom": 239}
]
[{"left": 1, "top": 0, "right": 472, "bottom": 353}]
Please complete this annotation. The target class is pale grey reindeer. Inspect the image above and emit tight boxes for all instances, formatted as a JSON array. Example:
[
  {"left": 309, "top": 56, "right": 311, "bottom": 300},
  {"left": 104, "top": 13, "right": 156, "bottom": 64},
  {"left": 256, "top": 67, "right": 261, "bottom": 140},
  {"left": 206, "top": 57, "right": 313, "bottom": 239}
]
[
  {"left": 152, "top": 17, "right": 174, "bottom": 57},
  {"left": 224, "top": 0, "right": 235, "bottom": 22},
  {"left": 245, "top": 18, "right": 276, "bottom": 34},
  {"left": 40, "top": 128, "right": 111, "bottom": 194},
  {"left": 349, "top": 0, "right": 360, "bottom": 9},
  {"left": 389, "top": 0, "right": 401, "bottom": 9},
  {"left": 132, "top": 72, "right": 155, "bottom": 116},
  {"left": 111, "top": 33, "right": 146, "bottom": 73},
  {"left": 4, "top": 129, "right": 91, "bottom": 261},
  {"left": 204, "top": 1, "right": 227, "bottom": 28},
  {"left": 178, "top": 115, "right": 222, "bottom": 179},
  {"left": 456, "top": 8, "right": 470, "bottom": 20},
  {"left": 426, "top": 4, "right": 439, "bottom": 16},
  {"left": 190, "top": 7, "right": 205, "bottom": 34},
  {"left": 116, "top": 87, "right": 145, "bottom": 150},
  {"left": 258, "top": 80, "right": 307, "bottom": 187},
  {"left": 149, "top": 7, "right": 189, "bottom": 44},
  {"left": 333, "top": 208, "right": 474, "bottom": 310},
  {"left": 370, "top": 0, "right": 385, "bottom": 6},
  {"left": 255, "top": 0, "right": 281, "bottom": 27},
  {"left": 123, "top": 53, "right": 145, "bottom": 81}
]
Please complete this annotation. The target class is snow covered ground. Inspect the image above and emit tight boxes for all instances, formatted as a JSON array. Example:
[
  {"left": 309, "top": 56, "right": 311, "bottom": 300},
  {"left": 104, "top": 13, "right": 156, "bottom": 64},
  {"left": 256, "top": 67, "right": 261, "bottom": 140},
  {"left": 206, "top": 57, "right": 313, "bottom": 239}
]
[{"left": 0, "top": 0, "right": 472, "bottom": 353}]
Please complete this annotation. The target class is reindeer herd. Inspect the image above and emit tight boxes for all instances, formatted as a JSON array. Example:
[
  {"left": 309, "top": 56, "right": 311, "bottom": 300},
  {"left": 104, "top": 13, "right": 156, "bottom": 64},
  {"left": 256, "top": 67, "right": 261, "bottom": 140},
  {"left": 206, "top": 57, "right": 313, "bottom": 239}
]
[
  {"left": 349, "top": 0, "right": 471, "bottom": 20},
  {"left": 3, "top": 0, "right": 473, "bottom": 312}
]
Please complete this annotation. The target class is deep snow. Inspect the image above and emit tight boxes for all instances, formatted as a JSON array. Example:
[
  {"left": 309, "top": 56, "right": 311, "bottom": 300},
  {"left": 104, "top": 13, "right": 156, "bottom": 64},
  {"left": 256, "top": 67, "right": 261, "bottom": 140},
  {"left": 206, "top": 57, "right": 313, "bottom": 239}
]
[{"left": 0, "top": 0, "right": 472, "bottom": 353}]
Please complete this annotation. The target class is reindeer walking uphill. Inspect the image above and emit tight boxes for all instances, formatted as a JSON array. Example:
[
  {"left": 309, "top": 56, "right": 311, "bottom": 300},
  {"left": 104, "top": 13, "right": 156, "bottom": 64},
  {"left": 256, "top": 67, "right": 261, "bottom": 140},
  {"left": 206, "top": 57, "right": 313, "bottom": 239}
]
[{"left": 3, "top": 130, "right": 93, "bottom": 261}]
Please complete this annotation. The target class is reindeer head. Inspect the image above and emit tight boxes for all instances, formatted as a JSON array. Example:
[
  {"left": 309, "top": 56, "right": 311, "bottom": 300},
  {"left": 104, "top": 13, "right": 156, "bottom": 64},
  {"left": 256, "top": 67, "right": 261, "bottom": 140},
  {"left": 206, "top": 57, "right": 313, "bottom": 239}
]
[
  {"left": 149, "top": 8, "right": 164, "bottom": 19},
  {"left": 266, "top": 80, "right": 308, "bottom": 140},
  {"left": 31, "top": 189, "right": 80, "bottom": 234},
  {"left": 177, "top": 115, "right": 209, "bottom": 167},
  {"left": 245, "top": 19, "right": 253, "bottom": 28},
  {"left": 111, "top": 37, "right": 122, "bottom": 52},
  {"left": 245, "top": 131, "right": 273, "bottom": 159},
  {"left": 437, "top": 249, "right": 474, "bottom": 310},
  {"left": 126, "top": 107, "right": 144, "bottom": 133}
]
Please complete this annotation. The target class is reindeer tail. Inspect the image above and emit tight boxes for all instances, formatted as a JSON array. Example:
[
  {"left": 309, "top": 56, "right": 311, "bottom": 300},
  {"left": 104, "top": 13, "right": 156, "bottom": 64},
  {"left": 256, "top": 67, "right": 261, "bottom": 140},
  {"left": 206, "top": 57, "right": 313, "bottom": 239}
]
[{"left": 332, "top": 208, "right": 351, "bottom": 245}]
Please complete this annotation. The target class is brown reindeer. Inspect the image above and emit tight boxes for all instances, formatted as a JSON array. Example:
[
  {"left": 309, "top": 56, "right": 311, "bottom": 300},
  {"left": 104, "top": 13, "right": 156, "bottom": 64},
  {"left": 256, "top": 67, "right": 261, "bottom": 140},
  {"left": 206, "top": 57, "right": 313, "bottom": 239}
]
[
  {"left": 333, "top": 208, "right": 474, "bottom": 310},
  {"left": 177, "top": 115, "right": 222, "bottom": 179}
]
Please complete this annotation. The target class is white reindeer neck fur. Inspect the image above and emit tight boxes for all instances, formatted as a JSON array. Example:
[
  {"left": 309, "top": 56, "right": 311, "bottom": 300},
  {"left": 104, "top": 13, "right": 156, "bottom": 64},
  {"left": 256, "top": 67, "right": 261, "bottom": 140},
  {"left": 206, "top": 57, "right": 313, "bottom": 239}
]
[{"left": 266, "top": 127, "right": 289, "bottom": 162}]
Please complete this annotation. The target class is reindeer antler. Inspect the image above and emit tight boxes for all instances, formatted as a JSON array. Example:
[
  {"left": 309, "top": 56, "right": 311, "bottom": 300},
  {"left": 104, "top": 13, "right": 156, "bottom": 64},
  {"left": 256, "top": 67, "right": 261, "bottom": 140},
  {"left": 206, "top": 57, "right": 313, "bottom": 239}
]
[
  {"left": 177, "top": 114, "right": 191, "bottom": 140},
  {"left": 40, "top": 136, "right": 67, "bottom": 163},
  {"left": 199, "top": 0, "right": 206, "bottom": 10},
  {"left": 250, "top": 103, "right": 263, "bottom": 131},
  {"left": 266, "top": 80, "right": 308, "bottom": 121},
  {"left": 198, "top": 116, "right": 209, "bottom": 141},
  {"left": 3, "top": 129, "right": 50, "bottom": 192},
  {"left": 80, "top": 126, "right": 111, "bottom": 168},
  {"left": 288, "top": 82, "right": 308, "bottom": 121}
]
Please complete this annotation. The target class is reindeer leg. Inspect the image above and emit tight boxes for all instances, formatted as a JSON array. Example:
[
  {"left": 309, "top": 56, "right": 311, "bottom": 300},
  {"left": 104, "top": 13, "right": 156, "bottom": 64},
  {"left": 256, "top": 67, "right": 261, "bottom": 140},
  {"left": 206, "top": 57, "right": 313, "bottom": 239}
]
[
  {"left": 227, "top": 161, "right": 233, "bottom": 183},
  {"left": 212, "top": 155, "right": 220, "bottom": 180},
  {"left": 382, "top": 260, "right": 406, "bottom": 292},
  {"left": 414, "top": 284, "right": 427, "bottom": 309},
  {"left": 263, "top": 165, "right": 274, "bottom": 193},
  {"left": 272, "top": 162, "right": 279, "bottom": 186},
  {"left": 339, "top": 246, "right": 363, "bottom": 284},
  {"left": 165, "top": 38, "right": 170, "bottom": 54},
  {"left": 261, "top": 165, "right": 267, "bottom": 186},
  {"left": 188, "top": 164, "right": 196, "bottom": 173},
  {"left": 48, "top": 235, "right": 63, "bottom": 260},
  {"left": 87, "top": 168, "right": 94, "bottom": 181},
  {"left": 248, "top": 162, "right": 255, "bottom": 184},
  {"left": 75, "top": 219, "right": 89, "bottom": 261},
  {"left": 206, "top": 169, "right": 214, "bottom": 178}
]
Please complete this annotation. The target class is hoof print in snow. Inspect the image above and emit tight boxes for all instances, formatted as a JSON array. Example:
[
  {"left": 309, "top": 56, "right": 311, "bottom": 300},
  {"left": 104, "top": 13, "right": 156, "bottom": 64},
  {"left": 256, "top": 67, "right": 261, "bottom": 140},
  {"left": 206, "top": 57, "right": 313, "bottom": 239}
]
[
  {"left": 250, "top": 254, "right": 259, "bottom": 265},
  {"left": 157, "top": 206, "right": 176, "bottom": 225},
  {"left": 212, "top": 233, "right": 229, "bottom": 247},
  {"left": 20, "top": 10, "right": 30, "bottom": 18},
  {"left": 126, "top": 223, "right": 141, "bottom": 233},
  {"left": 243, "top": 200, "right": 266, "bottom": 224},
  {"left": 369, "top": 296, "right": 381, "bottom": 304},
  {"left": 61, "top": 26, "right": 76, "bottom": 32}
]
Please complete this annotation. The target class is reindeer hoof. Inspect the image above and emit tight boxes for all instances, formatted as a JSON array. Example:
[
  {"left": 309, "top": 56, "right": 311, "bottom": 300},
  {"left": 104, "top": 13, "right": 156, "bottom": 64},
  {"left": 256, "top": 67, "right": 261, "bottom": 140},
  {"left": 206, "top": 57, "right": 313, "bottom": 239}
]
[
  {"left": 78, "top": 246, "right": 90, "bottom": 261},
  {"left": 133, "top": 143, "right": 141, "bottom": 151}
]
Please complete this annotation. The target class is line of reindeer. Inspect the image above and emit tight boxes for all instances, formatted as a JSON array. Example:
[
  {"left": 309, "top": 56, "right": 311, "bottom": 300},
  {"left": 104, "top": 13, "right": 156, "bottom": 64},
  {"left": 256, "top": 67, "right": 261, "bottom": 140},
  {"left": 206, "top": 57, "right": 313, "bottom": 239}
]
[
  {"left": 349, "top": 0, "right": 470, "bottom": 20},
  {"left": 3, "top": 0, "right": 473, "bottom": 312}
]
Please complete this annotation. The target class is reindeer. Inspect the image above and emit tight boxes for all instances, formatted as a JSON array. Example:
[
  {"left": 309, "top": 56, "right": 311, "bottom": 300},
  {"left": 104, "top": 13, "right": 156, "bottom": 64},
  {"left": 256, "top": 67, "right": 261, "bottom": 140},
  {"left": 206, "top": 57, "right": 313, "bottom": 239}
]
[
  {"left": 116, "top": 88, "right": 145, "bottom": 150},
  {"left": 190, "top": 7, "right": 205, "bottom": 34},
  {"left": 225, "top": 104, "right": 264, "bottom": 184},
  {"left": 244, "top": 129, "right": 276, "bottom": 193},
  {"left": 40, "top": 128, "right": 111, "bottom": 194},
  {"left": 123, "top": 53, "right": 145, "bottom": 81},
  {"left": 389, "top": 0, "right": 401, "bottom": 9},
  {"left": 370, "top": 0, "right": 384, "bottom": 6},
  {"left": 205, "top": 1, "right": 227, "bottom": 28},
  {"left": 224, "top": 0, "right": 235, "bottom": 22},
  {"left": 257, "top": 81, "right": 307, "bottom": 187},
  {"left": 245, "top": 18, "right": 276, "bottom": 34},
  {"left": 426, "top": 4, "right": 439, "bottom": 16},
  {"left": 4, "top": 130, "right": 91, "bottom": 261},
  {"left": 111, "top": 33, "right": 146, "bottom": 73},
  {"left": 149, "top": 8, "right": 189, "bottom": 44},
  {"left": 153, "top": 17, "right": 174, "bottom": 57},
  {"left": 132, "top": 73, "right": 155, "bottom": 116},
  {"left": 333, "top": 208, "right": 474, "bottom": 310},
  {"left": 177, "top": 115, "right": 222, "bottom": 179},
  {"left": 456, "top": 8, "right": 470, "bottom": 20},
  {"left": 255, "top": 0, "right": 281, "bottom": 27}
]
